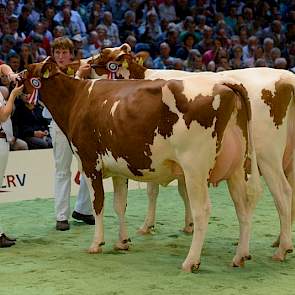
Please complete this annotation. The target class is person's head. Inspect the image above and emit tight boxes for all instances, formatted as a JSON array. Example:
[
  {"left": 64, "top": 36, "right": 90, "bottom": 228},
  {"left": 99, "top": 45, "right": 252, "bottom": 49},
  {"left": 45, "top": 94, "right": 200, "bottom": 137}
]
[
  {"left": 274, "top": 57, "right": 287, "bottom": 69},
  {"left": 173, "top": 58, "right": 184, "bottom": 70},
  {"left": 183, "top": 32, "right": 196, "bottom": 47},
  {"left": 125, "top": 35, "right": 137, "bottom": 50},
  {"left": 34, "top": 22, "right": 44, "bottom": 34},
  {"left": 159, "top": 42, "right": 170, "bottom": 57},
  {"left": 21, "top": 4, "right": 31, "bottom": 18},
  {"left": 263, "top": 37, "right": 274, "bottom": 53},
  {"left": 45, "top": 5, "right": 55, "bottom": 19},
  {"left": 203, "top": 25, "right": 213, "bottom": 39},
  {"left": 271, "top": 20, "right": 281, "bottom": 34},
  {"left": 186, "top": 49, "right": 203, "bottom": 69},
  {"left": 270, "top": 47, "right": 281, "bottom": 61},
  {"left": 7, "top": 53, "right": 20, "bottom": 72},
  {"left": 233, "top": 44, "right": 243, "bottom": 58},
  {"left": 146, "top": 10, "right": 158, "bottom": 24},
  {"left": 255, "top": 58, "right": 266, "bottom": 67},
  {"left": 247, "top": 35, "right": 258, "bottom": 49},
  {"left": 7, "top": 0, "right": 15, "bottom": 15},
  {"left": 51, "top": 36, "right": 74, "bottom": 68},
  {"left": 1, "top": 23, "right": 11, "bottom": 35},
  {"left": 89, "top": 31, "right": 98, "bottom": 44},
  {"left": 230, "top": 35, "right": 240, "bottom": 46},
  {"left": 8, "top": 16, "right": 19, "bottom": 33},
  {"left": 96, "top": 24, "right": 107, "bottom": 40},
  {"left": 243, "top": 7, "right": 253, "bottom": 20},
  {"left": 103, "top": 11, "right": 113, "bottom": 26},
  {"left": 218, "top": 57, "right": 229, "bottom": 69},
  {"left": 124, "top": 10, "right": 135, "bottom": 24},
  {"left": 62, "top": 7, "right": 71, "bottom": 23},
  {"left": 207, "top": 60, "right": 216, "bottom": 72},
  {"left": 167, "top": 29, "right": 178, "bottom": 44},
  {"left": 53, "top": 25, "right": 65, "bottom": 38},
  {"left": 31, "top": 33, "right": 43, "bottom": 50},
  {"left": 20, "top": 43, "right": 32, "bottom": 58},
  {"left": 72, "top": 34, "right": 84, "bottom": 49},
  {"left": 2, "top": 35, "right": 16, "bottom": 52}
]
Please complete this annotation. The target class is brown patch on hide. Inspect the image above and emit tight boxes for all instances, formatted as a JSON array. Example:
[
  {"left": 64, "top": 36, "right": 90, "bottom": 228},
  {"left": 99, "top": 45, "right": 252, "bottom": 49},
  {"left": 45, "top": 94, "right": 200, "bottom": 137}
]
[
  {"left": 167, "top": 80, "right": 236, "bottom": 153},
  {"left": 261, "top": 80, "right": 293, "bottom": 128}
]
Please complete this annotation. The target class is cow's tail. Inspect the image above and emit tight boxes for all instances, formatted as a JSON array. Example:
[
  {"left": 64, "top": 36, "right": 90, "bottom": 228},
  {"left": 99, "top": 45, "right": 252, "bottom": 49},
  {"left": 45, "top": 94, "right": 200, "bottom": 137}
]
[{"left": 226, "top": 83, "right": 263, "bottom": 208}]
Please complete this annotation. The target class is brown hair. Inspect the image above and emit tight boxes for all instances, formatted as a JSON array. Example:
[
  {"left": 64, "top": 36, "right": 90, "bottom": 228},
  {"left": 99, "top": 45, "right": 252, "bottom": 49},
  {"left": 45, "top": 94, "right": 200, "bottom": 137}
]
[{"left": 51, "top": 36, "right": 74, "bottom": 54}]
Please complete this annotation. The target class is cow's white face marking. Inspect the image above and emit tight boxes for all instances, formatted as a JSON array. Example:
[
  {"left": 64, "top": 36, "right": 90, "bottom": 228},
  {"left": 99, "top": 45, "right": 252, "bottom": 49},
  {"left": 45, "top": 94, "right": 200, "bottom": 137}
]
[
  {"left": 212, "top": 94, "right": 221, "bottom": 110},
  {"left": 102, "top": 99, "right": 107, "bottom": 105},
  {"left": 110, "top": 100, "right": 119, "bottom": 116}
]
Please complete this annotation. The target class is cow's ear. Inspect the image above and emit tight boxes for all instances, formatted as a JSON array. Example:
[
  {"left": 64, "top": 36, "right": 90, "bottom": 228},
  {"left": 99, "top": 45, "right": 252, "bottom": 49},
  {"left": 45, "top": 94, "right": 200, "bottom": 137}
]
[{"left": 41, "top": 63, "right": 59, "bottom": 79}]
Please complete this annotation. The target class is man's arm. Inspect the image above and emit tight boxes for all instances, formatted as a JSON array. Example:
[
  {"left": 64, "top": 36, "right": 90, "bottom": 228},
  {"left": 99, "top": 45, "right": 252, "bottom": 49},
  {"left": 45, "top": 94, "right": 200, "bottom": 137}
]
[
  {"left": 0, "top": 64, "right": 19, "bottom": 82},
  {"left": 0, "top": 84, "right": 23, "bottom": 122}
]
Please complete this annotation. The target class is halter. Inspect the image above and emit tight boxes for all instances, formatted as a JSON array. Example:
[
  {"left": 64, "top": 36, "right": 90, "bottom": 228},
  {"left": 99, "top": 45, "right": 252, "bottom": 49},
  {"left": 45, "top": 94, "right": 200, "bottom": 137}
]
[
  {"left": 28, "top": 77, "right": 41, "bottom": 105},
  {"left": 106, "top": 61, "right": 119, "bottom": 79}
]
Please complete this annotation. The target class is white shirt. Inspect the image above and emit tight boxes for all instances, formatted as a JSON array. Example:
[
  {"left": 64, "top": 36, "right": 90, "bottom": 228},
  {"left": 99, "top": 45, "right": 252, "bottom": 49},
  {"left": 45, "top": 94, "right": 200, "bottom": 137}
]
[{"left": 0, "top": 95, "right": 13, "bottom": 142}]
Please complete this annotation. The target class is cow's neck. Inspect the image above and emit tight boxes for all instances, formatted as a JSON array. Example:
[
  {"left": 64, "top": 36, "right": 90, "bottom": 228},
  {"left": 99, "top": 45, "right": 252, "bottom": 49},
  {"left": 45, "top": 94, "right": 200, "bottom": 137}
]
[
  {"left": 40, "top": 74, "right": 82, "bottom": 135},
  {"left": 128, "top": 62, "right": 147, "bottom": 79}
]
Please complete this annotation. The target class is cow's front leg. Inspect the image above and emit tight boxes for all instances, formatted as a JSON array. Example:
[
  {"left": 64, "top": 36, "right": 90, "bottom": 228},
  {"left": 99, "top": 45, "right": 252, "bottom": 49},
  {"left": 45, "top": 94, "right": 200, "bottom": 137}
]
[
  {"left": 82, "top": 171, "right": 106, "bottom": 254},
  {"left": 178, "top": 177, "right": 193, "bottom": 234},
  {"left": 181, "top": 171, "right": 211, "bottom": 273},
  {"left": 112, "top": 176, "right": 130, "bottom": 250},
  {"left": 138, "top": 182, "right": 159, "bottom": 235},
  {"left": 89, "top": 208, "right": 105, "bottom": 253}
]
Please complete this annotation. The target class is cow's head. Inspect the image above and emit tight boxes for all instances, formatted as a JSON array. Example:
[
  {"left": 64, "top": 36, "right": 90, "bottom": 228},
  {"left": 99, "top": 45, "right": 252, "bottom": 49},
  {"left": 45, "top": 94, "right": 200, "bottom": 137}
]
[
  {"left": 19, "top": 57, "right": 61, "bottom": 104},
  {"left": 87, "top": 43, "right": 138, "bottom": 78}
]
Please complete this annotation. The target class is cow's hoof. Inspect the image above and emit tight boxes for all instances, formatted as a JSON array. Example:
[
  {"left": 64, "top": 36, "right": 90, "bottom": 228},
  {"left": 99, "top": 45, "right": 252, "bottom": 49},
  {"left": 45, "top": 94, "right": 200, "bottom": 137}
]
[
  {"left": 182, "top": 261, "right": 200, "bottom": 273},
  {"left": 182, "top": 225, "right": 194, "bottom": 234},
  {"left": 272, "top": 253, "right": 284, "bottom": 262},
  {"left": 114, "top": 239, "right": 130, "bottom": 251},
  {"left": 232, "top": 256, "right": 247, "bottom": 268},
  {"left": 272, "top": 247, "right": 293, "bottom": 261},
  {"left": 88, "top": 245, "right": 103, "bottom": 254},
  {"left": 272, "top": 237, "right": 280, "bottom": 248},
  {"left": 137, "top": 226, "right": 154, "bottom": 235}
]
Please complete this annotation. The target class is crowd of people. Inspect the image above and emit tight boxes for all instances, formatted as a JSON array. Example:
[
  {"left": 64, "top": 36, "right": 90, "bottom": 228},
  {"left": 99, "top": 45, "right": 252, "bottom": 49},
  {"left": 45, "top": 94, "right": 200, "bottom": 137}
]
[{"left": 0, "top": 0, "right": 294, "bottom": 150}]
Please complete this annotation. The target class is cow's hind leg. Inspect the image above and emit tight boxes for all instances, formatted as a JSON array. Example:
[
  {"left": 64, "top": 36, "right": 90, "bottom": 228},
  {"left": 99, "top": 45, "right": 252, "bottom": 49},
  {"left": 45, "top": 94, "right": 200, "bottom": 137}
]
[
  {"left": 259, "top": 161, "right": 293, "bottom": 260},
  {"left": 112, "top": 176, "right": 131, "bottom": 250},
  {"left": 138, "top": 182, "right": 159, "bottom": 235},
  {"left": 227, "top": 169, "right": 253, "bottom": 267}
]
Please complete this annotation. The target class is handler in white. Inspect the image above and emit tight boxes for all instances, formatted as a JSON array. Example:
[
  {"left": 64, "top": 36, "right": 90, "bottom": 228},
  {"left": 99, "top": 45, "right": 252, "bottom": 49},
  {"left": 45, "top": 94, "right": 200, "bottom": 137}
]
[
  {"left": 0, "top": 64, "right": 23, "bottom": 247},
  {"left": 43, "top": 37, "right": 94, "bottom": 231}
]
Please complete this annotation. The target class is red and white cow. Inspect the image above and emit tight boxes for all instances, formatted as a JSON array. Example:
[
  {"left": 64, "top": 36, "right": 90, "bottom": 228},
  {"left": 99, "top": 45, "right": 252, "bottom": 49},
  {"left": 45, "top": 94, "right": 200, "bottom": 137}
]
[
  {"left": 91, "top": 46, "right": 295, "bottom": 262},
  {"left": 21, "top": 59, "right": 261, "bottom": 271}
]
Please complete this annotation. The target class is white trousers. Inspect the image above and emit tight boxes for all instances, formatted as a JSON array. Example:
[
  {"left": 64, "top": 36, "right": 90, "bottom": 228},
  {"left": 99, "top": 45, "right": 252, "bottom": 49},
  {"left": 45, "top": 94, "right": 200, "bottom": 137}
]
[
  {"left": 0, "top": 138, "right": 9, "bottom": 233},
  {"left": 50, "top": 121, "right": 93, "bottom": 221}
]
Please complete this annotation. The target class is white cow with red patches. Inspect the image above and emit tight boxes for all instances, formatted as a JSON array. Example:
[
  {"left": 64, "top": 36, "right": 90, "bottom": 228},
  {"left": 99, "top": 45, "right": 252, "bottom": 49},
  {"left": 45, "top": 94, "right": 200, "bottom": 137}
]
[{"left": 89, "top": 44, "right": 295, "bottom": 263}]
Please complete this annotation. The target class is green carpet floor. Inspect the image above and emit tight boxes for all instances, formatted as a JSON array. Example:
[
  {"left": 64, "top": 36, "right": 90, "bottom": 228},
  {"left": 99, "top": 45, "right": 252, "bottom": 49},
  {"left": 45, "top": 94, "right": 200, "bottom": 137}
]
[{"left": 1, "top": 182, "right": 295, "bottom": 295}]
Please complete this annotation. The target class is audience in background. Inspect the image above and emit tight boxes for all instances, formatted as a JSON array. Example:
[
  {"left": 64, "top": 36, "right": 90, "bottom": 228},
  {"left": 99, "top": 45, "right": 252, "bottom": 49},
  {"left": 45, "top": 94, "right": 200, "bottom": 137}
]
[{"left": 0, "top": 0, "right": 294, "bottom": 150}]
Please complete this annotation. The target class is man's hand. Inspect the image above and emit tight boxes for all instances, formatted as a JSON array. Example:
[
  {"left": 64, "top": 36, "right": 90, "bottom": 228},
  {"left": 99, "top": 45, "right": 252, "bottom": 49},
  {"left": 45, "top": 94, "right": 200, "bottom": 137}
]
[
  {"left": 11, "top": 83, "right": 24, "bottom": 98},
  {"left": 34, "top": 130, "right": 47, "bottom": 138},
  {"left": 76, "top": 63, "right": 91, "bottom": 79}
]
